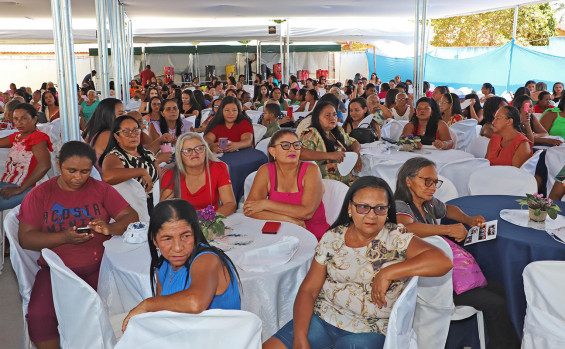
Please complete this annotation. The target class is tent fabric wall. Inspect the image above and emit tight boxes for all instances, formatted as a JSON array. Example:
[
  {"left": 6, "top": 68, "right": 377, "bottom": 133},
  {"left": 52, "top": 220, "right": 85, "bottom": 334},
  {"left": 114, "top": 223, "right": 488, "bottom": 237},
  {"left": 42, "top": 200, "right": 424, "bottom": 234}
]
[{"left": 336, "top": 52, "right": 370, "bottom": 84}]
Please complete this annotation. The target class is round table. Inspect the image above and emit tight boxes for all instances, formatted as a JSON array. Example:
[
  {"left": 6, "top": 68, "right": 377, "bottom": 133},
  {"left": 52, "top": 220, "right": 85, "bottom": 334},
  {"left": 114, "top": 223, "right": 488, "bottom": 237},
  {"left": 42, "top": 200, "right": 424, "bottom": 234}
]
[
  {"left": 445, "top": 195, "right": 565, "bottom": 337},
  {"left": 219, "top": 148, "right": 267, "bottom": 203},
  {"left": 97, "top": 213, "right": 317, "bottom": 340}
]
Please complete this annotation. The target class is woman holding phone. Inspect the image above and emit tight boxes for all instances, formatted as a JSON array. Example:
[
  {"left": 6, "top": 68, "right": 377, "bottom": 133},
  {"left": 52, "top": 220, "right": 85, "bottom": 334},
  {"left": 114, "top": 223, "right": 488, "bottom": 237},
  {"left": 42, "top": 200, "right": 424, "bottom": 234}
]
[{"left": 203, "top": 96, "right": 254, "bottom": 153}]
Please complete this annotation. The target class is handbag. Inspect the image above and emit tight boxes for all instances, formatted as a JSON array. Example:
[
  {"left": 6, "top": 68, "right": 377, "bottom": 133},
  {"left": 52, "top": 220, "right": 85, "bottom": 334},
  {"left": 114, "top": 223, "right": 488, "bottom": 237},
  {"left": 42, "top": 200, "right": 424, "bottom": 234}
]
[
  {"left": 442, "top": 237, "right": 488, "bottom": 294},
  {"left": 349, "top": 124, "right": 378, "bottom": 144}
]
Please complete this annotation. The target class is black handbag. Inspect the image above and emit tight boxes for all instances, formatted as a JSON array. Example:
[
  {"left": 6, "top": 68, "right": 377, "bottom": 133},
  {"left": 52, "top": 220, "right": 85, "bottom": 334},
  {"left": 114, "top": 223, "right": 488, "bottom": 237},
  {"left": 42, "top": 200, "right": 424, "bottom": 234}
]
[{"left": 349, "top": 124, "right": 378, "bottom": 144}]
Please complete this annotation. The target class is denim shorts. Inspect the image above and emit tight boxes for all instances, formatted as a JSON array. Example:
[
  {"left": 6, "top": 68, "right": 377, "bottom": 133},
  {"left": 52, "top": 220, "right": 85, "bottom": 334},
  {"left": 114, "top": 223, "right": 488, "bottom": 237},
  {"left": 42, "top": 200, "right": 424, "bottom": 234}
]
[{"left": 273, "top": 314, "right": 386, "bottom": 349}]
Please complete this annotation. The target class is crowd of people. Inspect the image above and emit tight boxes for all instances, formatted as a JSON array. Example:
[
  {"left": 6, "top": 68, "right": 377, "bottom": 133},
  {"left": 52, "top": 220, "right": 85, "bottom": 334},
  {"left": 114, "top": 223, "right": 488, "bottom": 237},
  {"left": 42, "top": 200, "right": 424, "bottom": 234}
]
[{"left": 2, "top": 68, "right": 564, "bottom": 349}]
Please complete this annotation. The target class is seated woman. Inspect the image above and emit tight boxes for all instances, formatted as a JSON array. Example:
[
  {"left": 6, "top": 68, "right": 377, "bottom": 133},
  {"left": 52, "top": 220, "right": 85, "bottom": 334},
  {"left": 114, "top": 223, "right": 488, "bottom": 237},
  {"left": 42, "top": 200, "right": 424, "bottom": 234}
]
[
  {"left": 401, "top": 97, "right": 453, "bottom": 150},
  {"left": 148, "top": 99, "right": 193, "bottom": 144},
  {"left": 485, "top": 106, "right": 532, "bottom": 167},
  {"left": 296, "top": 89, "right": 318, "bottom": 113},
  {"left": 479, "top": 96, "right": 508, "bottom": 138},
  {"left": 203, "top": 96, "right": 254, "bottom": 153},
  {"left": 0, "top": 104, "right": 52, "bottom": 210},
  {"left": 138, "top": 86, "right": 160, "bottom": 115},
  {"left": 390, "top": 92, "right": 412, "bottom": 121},
  {"left": 513, "top": 95, "right": 561, "bottom": 146},
  {"left": 299, "top": 101, "right": 362, "bottom": 185},
  {"left": 549, "top": 164, "right": 565, "bottom": 201},
  {"left": 479, "top": 82, "right": 495, "bottom": 103},
  {"left": 263, "top": 176, "right": 452, "bottom": 349},
  {"left": 101, "top": 115, "right": 160, "bottom": 211},
  {"left": 122, "top": 199, "right": 240, "bottom": 331},
  {"left": 160, "top": 132, "right": 236, "bottom": 216},
  {"left": 394, "top": 157, "right": 520, "bottom": 349},
  {"left": 146, "top": 96, "right": 163, "bottom": 122},
  {"left": 41, "top": 90, "right": 59, "bottom": 122},
  {"left": 253, "top": 84, "right": 270, "bottom": 108},
  {"left": 270, "top": 87, "right": 289, "bottom": 112},
  {"left": 342, "top": 97, "right": 381, "bottom": 138},
  {"left": 180, "top": 89, "right": 201, "bottom": 118},
  {"left": 533, "top": 91, "right": 552, "bottom": 114},
  {"left": 244, "top": 130, "right": 329, "bottom": 240},
  {"left": 19, "top": 141, "right": 138, "bottom": 349},
  {"left": 540, "top": 95, "right": 565, "bottom": 140},
  {"left": 439, "top": 93, "right": 463, "bottom": 126},
  {"left": 79, "top": 90, "right": 99, "bottom": 128},
  {"left": 83, "top": 98, "right": 127, "bottom": 172},
  {"left": 462, "top": 93, "right": 483, "bottom": 122},
  {"left": 552, "top": 82, "right": 563, "bottom": 104}
]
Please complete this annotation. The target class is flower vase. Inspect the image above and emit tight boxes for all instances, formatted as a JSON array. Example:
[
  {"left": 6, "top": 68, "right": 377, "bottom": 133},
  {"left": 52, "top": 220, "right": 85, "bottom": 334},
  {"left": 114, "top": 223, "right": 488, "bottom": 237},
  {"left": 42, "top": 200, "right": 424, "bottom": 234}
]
[
  {"left": 529, "top": 208, "right": 548, "bottom": 222},
  {"left": 401, "top": 144, "right": 415, "bottom": 152}
]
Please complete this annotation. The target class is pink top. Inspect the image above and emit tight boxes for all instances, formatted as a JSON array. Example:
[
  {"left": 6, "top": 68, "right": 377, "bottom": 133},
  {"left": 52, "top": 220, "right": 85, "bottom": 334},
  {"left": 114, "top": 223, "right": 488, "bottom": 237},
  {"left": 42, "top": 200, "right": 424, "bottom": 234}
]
[{"left": 268, "top": 162, "right": 329, "bottom": 241}]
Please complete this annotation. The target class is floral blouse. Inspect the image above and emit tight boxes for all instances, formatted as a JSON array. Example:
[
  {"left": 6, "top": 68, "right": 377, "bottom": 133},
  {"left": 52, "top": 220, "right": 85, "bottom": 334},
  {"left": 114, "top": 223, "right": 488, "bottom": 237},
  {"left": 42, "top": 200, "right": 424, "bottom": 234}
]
[
  {"left": 314, "top": 224, "right": 414, "bottom": 335},
  {"left": 300, "top": 126, "right": 357, "bottom": 184}
]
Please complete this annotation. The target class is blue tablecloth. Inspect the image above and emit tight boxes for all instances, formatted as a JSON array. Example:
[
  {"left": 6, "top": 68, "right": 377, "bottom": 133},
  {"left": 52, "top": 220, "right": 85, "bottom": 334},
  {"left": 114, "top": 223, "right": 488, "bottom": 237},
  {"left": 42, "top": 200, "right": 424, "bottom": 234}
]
[
  {"left": 446, "top": 195, "right": 565, "bottom": 338},
  {"left": 220, "top": 148, "right": 267, "bottom": 203}
]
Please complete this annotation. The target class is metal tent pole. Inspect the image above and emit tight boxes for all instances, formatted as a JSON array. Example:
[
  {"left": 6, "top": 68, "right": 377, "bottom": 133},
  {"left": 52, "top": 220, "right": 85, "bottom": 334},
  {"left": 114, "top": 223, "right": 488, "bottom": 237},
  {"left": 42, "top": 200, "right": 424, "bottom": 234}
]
[
  {"left": 257, "top": 41, "right": 261, "bottom": 80},
  {"left": 50, "top": 0, "right": 80, "bottom": 141},
  {"left": 245, "top": 46, "right": 249, "bottom": 85},
  {"left": 417, "top": 0, "right": 428, "bottom": 100},
  {"left": 285, "top": 20, "right": 290, "bottom": 85},
  {"left": 413, "top": 0, "right": 420, "bottom": 102},
  {"left": 119, "top": 4, "right": 129, "bottom": 105},
  {"left": 279, "top": 23, "right": 284, "bottom": 86},
  {"left": 95, "top": 0, "right": 110, "bottom": 99},
  {"left": 128, "top": 19, "right": 134, "bottom": 81},
  {"left": 107, "top": 0, "right": 121, "bottom": 100}
]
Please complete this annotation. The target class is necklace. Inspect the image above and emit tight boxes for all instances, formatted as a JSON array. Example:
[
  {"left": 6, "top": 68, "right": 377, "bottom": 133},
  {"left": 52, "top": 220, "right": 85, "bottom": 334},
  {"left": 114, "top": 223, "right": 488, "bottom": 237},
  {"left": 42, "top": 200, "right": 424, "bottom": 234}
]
[{"left": 168, "top": 266, "right": 182, "bottom": 285}]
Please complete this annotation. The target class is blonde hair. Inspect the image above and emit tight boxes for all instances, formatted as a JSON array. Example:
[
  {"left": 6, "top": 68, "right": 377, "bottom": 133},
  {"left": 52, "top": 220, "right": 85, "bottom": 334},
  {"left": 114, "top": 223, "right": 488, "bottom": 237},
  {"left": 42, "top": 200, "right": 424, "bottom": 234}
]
[{"left": 174, "top": 132, "right": 219, "bottom": 175}]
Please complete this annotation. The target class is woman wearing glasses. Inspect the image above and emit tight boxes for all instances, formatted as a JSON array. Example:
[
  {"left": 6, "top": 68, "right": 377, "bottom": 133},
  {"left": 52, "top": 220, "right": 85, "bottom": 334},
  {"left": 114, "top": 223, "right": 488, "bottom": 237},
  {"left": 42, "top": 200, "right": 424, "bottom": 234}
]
[
  {"left": 148, "top": 99, "right": 193, "bottom": 144},
  {"left": 391, "top": 92, "right": 413, "bottom": 121},
  {"left": 394, "top": 157, "right": 519, "bottom": 348},
  {"left": 101, "top": 115, "right": 160, "bottom": 211},
  {"left": 160, "top": 132, "right": 236, "bottom": 216},
  {"left": 244, "top": 130, "right": 329, "bottom": 240},
  {"left": 263, "top": 176, "right": 452, "bottom": 349}
]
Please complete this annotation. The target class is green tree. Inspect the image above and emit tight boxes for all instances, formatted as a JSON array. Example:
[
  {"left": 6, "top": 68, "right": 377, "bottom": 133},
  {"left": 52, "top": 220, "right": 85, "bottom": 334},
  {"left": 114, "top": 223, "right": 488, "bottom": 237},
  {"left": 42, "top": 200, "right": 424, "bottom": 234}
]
[{"left": 431, "top": 3, "right": 557, "bottom": 47}]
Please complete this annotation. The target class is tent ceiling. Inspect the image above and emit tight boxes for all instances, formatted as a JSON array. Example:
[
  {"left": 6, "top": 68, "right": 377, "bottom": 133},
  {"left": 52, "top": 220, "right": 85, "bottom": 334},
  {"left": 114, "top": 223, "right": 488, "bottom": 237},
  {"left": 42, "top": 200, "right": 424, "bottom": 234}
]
[{"left": 0, "top": 0, "right": 548, "bottom": 44}]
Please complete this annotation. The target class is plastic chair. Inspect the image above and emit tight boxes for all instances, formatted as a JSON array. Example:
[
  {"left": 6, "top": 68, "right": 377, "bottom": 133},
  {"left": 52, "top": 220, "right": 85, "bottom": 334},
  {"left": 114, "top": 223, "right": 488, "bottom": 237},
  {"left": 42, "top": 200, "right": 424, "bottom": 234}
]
[
  {"left": 450, "top": 119, "right": 478, "bottom": 151},
  {"left": 367, "top": 159, "right": 405, "bottom": 191},
  {"left": 41, "top": 248, "right": 126, "bottom": 349},
  {"left": 383, "top": 276, "right": 419, "bottom": 349},
  {"left": 434, "top": 175, "right": 458, "bottom": 202},
  {"left": 241, "top": 171, "right": 258, "bottom": 209},
  {"left": 255, "top": 137, "right": 270, "bottom": 158},
  {"left": 448, "top": 128, "right": 458, "bottom": 150},
  {"left": 115, "top": 309, "right": 262, "bottom": 349},
  {"left": 545, "top": 146, "right": 565, "bottom": 194},
  {"left": 522, "top": 261, "right": 565, "bottom": 349},
  {"left": 438, "top": 158, "right": 490, "bottom": 197},
  {"left": 467, "top": 166, "right": 537, "bottom": 196},
  {"left": 112, "top": 179, "right": 150, "bottom": 222},
  {"left": 321, "top": 179, "right": 349, "bottom": 226},
  {"left": 467, "top": 136, "right": 490, "bottom": 158},
  {"left": 381, "top": 120, "right": 405, "bottom": 142},
  {"left": 520, "top": 149, "right": 543, "bottom": 176},
  {"left": 252, "top": 124, "right": 267, "bottom": 145},
  {"left": 4, "top": 205, "right": 40, "bottom": 349}
]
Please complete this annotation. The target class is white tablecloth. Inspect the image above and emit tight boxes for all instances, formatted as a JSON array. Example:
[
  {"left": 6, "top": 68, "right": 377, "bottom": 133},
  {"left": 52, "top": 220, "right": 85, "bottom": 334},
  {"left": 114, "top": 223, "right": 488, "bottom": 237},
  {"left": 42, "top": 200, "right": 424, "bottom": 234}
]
[{"left": 97, "top": 213, "right": 317, "bottom": 340}]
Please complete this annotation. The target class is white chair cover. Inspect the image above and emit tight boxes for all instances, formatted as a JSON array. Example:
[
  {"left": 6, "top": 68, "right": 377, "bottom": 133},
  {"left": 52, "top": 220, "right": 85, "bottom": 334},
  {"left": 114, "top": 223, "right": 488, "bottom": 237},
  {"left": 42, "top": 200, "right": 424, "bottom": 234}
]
[
  {"left": 381, "top": 120, "right": 405, "bottom": 142},
  {"left": 434, "top": 175, "right": 459, "bottom": 202},
  {"left": 467, "top": 166, "right": 537, "bottom": 196},
  {"left": 252, "top": 124, "right": 267, "bottom": 145},
  {"left": 448, "top": 128, "right": 458, "bottom": 150},
  {"left": 413, "top": 236, "right": 454, "bottom": 349},
  {"left": 115, "top": 310, "right": 262, "bottom": 349},
  {"left": 368, "top": 159, "right": 405, "bottom": 191},
  {"left": 41, "top": 249, "right": 122, "bottom": 349},
  {"left": 152, "top": 178, "right": 160, "bottom": 205},
  {"left": 112, "top": 179, "right": 150, "bottom": 223},
  {"left": 545, "top": 146, "right": 565, "bottom": 194},
  {"left": 522, "top": 261, "right": 565, "bottom": 349},
  {"left": 383, "top": 276, "right": 419, "bottom": 349},
  {"left": 438, "top": 158, "right": 490, "bottom": 197},
  {"left": 183, "top": 115, "right": 196, "bottom": 126},
  {"left": 321, "top": 179, "right": 349, "bottom": 226},
  {"left": 4, "top": 205, "right": 40, "bottom": 349},
  {"left": 241, "top": 171, "right": 258, "bottom": 208},
  {"left": 450, "top": 119, "right": 478, "bottom": 151},
  {"left": 90, "top": 166, "right": 102, "bottom": 181},
  {"left": 255, "top": 137, "right": 270, "bottom": 158},
  {"left": 245, "top": 110, "right": 262, "bottom": 124},
  {"left": 467, "top": 136, "right": 490, "bottom": 158},
  {"left": 520, "top": 149, "right": 543, "bottom": 176}
]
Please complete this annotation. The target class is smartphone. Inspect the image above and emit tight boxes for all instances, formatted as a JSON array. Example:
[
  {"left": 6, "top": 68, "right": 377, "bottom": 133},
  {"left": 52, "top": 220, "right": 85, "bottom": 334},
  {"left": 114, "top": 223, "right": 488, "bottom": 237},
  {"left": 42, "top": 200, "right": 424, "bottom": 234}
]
[
  {"left": 77, "top": 227, "right": 91, "bottom": 234},
  {"left": 523, "top": 102, "right": 531, "bottom": 113},
  {"left": 219, "top": 138, "right": 229, "bottom": 150},
  {"left": 262, "top": 221, "right": 281, "bottom": 234}
]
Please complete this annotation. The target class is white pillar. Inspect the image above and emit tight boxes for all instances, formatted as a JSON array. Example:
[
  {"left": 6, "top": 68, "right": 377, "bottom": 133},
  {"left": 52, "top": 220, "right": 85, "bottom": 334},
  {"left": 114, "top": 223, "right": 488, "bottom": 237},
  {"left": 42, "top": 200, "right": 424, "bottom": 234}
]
[
  {"left": 107, "top": 0, "right": 121, "bottom": 100},
  {"left": 50, "top": 0, "right": 80, "bottom": 141},
  {"left": 95, "top": 0, "right": 110, "bottom": 99},
  {"left": 512, "top": 6, "right": 519, "bottom": 40}
]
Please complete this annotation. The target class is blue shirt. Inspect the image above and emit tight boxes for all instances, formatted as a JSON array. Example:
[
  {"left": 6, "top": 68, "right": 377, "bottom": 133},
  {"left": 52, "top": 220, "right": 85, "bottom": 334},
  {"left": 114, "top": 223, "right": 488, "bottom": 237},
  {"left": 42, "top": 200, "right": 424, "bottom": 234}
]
[{"left": 158, "top": 250, "right": 240, "bottom": 310}]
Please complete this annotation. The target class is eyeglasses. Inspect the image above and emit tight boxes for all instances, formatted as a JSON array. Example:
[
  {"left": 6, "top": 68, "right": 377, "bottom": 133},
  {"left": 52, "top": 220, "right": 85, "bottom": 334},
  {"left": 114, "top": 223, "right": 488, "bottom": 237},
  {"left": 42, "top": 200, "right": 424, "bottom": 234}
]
[
  {"left": 350, "top": 201, "right": 389, "bottom": 216},
  {"left": 275, "top": 141, "right": 302, "bottom": 150},
  {"left": 117, "top": 128, "right": 142, "bottom": 137},
  {"left": 417, "top": 176, "right": 443, "bottom": 188},
  {"left": 181, "top": 145, "right": 205, "bottom": 155},
  {"left": 396, "top": 98, "right": 408, "bottom": 101}
]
